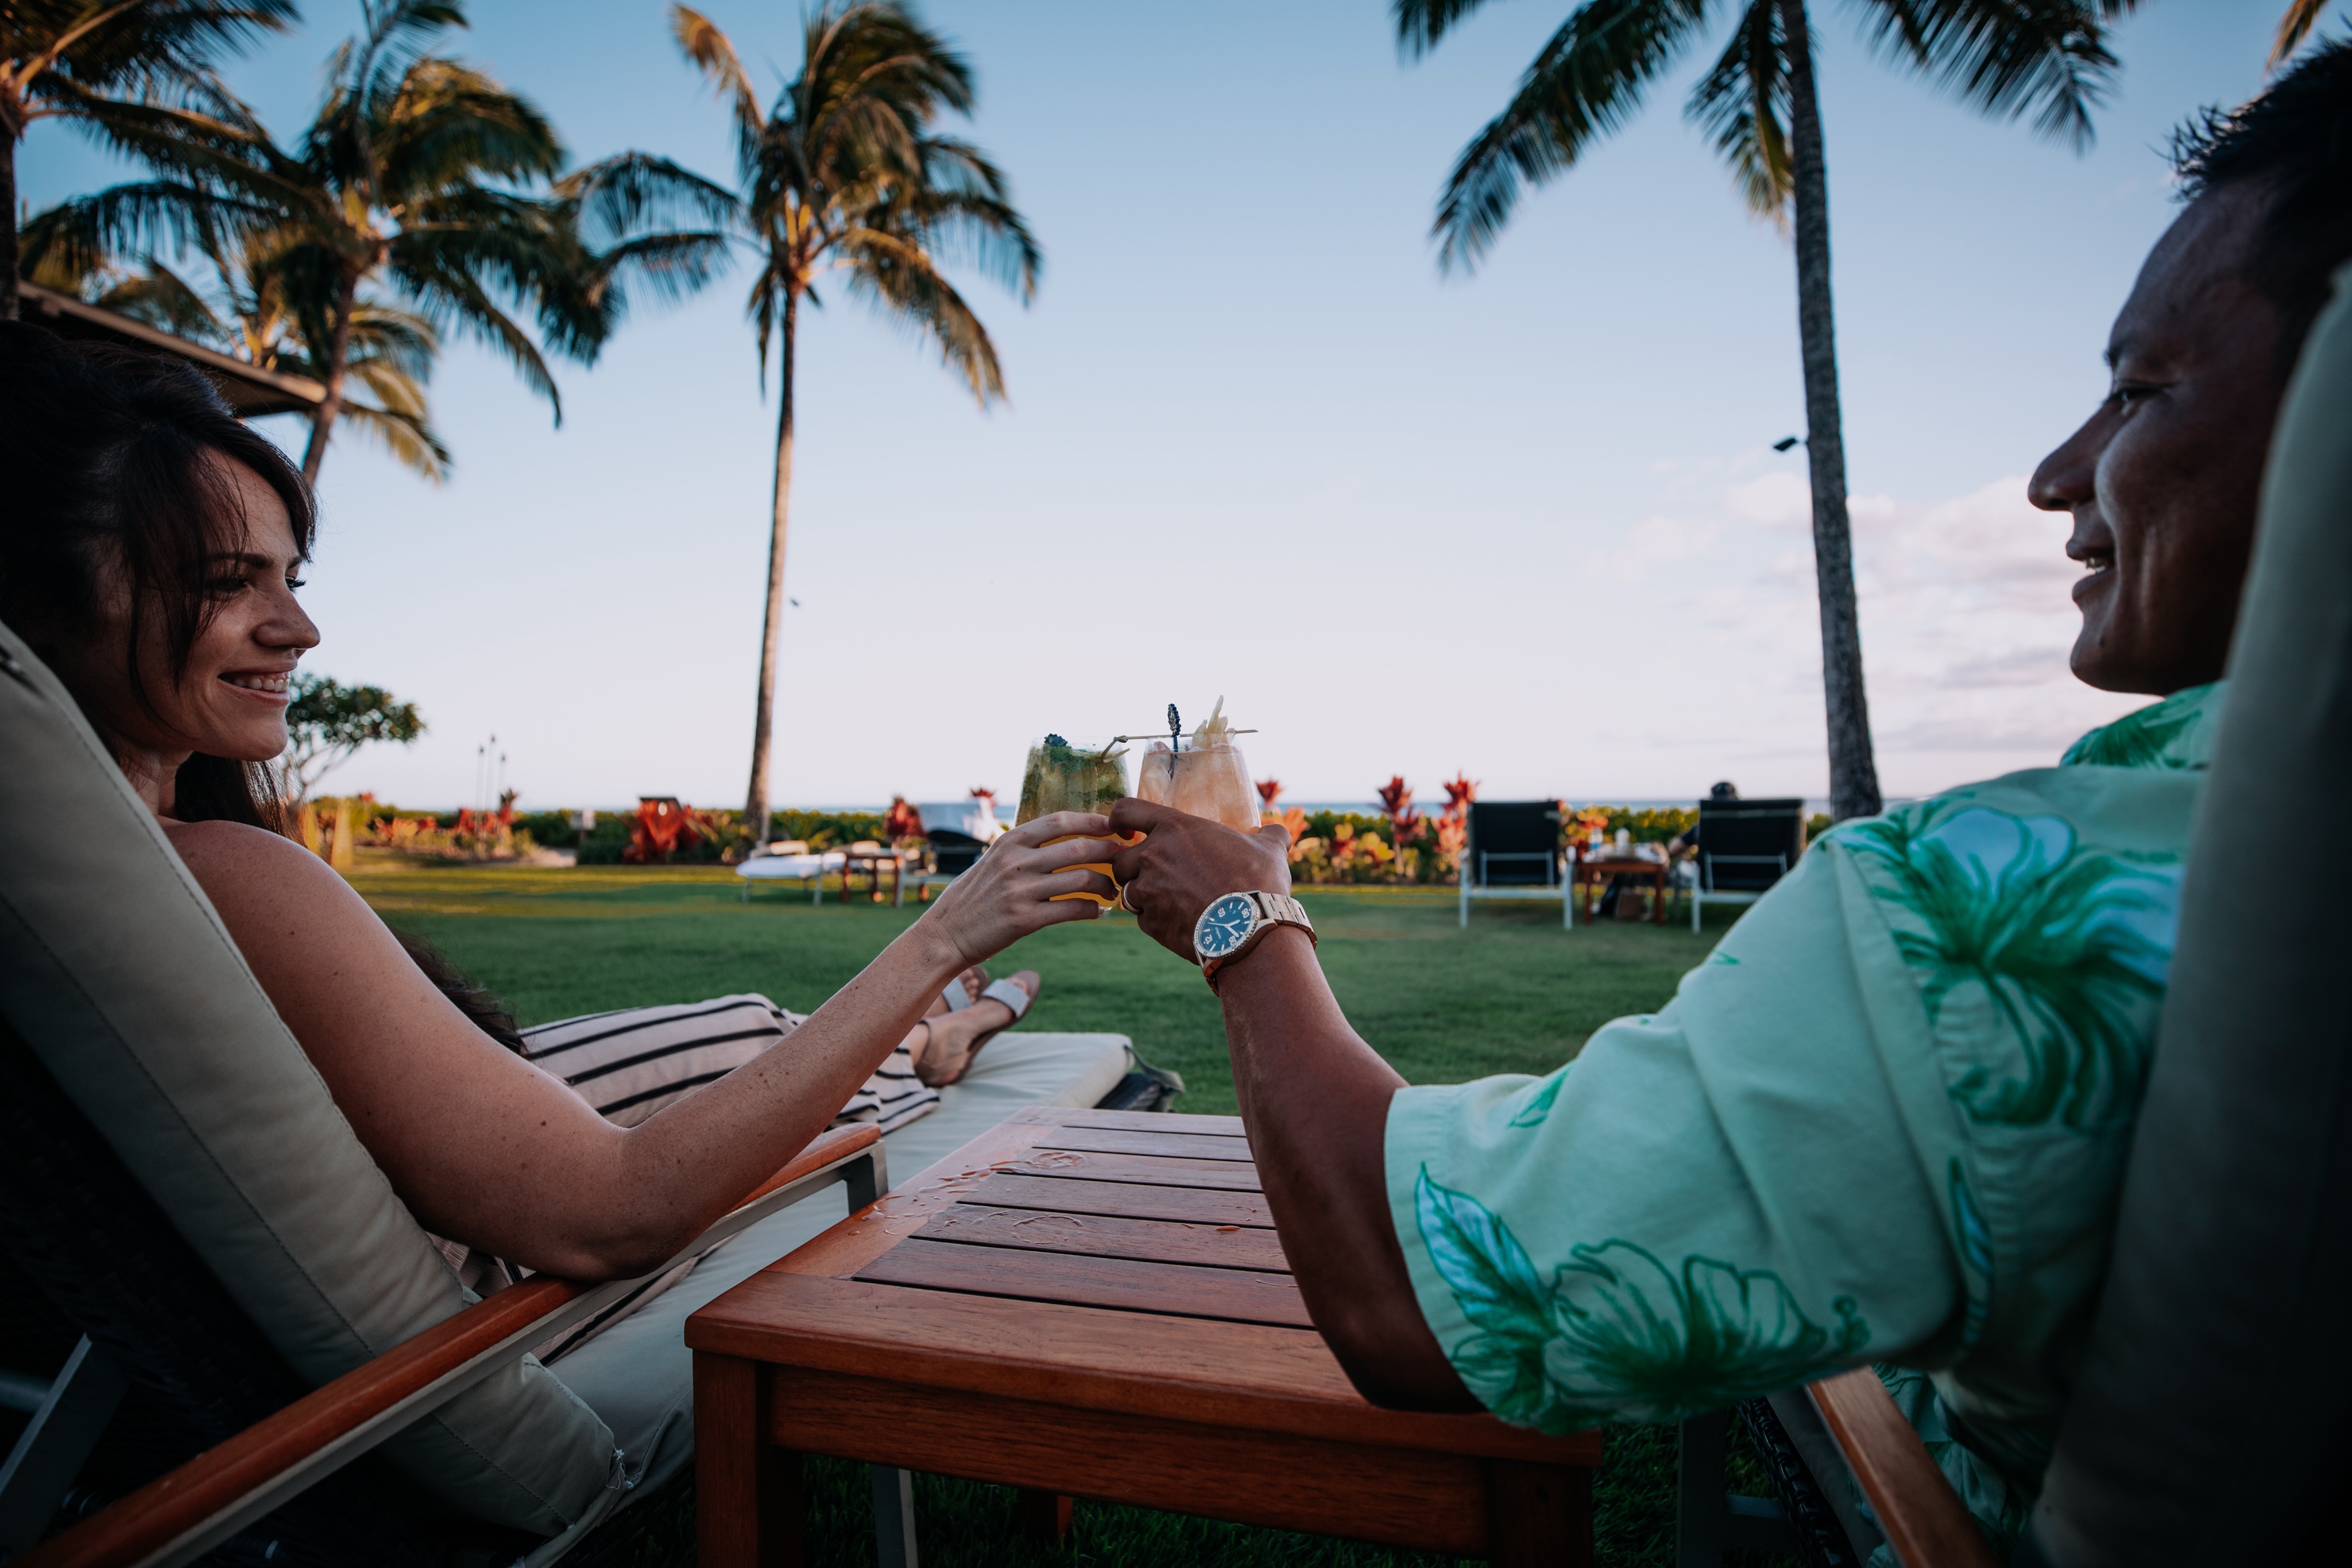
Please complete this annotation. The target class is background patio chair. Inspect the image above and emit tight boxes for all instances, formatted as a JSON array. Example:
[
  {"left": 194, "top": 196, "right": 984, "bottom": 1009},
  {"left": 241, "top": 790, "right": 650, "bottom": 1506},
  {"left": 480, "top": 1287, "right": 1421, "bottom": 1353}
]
[
  {"left": 917, "top": 798, "right": 999, "bottom": 877},
  {"left": 1456, "top": 800, "right": 1566, "bottom": 928},
  {"left": 1674, "top": 264, "right": 2352, "bottom": 1568},
  {"left": 1682, "top": 797, "right": 1806, "bottom": 932},
  {"left": 734, "top": 841, "right": 845, "bottom": 903}
]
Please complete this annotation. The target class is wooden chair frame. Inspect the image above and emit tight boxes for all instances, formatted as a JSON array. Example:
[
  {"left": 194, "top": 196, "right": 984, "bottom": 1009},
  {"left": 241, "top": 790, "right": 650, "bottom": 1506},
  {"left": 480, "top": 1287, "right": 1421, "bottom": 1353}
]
[
  {"left": 11, "top": 1124, "right": 887, "bottom": 1568},
  {"left": 1677, "top": 1369, "right": 2000, "bottom": 1568}
]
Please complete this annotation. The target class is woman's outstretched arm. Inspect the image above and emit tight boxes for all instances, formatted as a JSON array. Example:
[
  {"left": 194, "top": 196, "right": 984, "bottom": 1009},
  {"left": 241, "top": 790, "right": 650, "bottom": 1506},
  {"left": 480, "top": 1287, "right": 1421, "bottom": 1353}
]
[{"left": 168, "top": 812, "right": 1121, "bottom": 1280}]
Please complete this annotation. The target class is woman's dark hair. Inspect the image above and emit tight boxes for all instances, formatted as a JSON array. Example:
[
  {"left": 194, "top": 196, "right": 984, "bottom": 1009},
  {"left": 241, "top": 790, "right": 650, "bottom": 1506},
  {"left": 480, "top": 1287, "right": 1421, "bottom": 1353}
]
[
  {"left": 2172, "top": 38, "right": 2352, "bottom": 359},
  {"left": 392, "top": 931, "right": 529, "bottom": 1055},
  {"left": 0, "top": 322, "right": 316, "bottom": 830}
]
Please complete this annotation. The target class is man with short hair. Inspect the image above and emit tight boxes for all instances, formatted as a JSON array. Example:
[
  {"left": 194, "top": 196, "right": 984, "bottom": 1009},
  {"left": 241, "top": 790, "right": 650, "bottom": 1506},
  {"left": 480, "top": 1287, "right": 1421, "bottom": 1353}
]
[{"left": 1108, "top": 45, "right": 2352, "bottom": 1559}]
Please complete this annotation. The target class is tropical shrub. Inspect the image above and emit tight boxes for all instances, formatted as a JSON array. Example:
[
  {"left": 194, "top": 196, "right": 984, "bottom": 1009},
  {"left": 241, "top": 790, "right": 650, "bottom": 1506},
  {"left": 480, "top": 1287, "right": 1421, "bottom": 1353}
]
[
  {"left": 365, "top": 791, "right": 537, "bottom": 861},
  {"left": 768, "top": 810, "right": 889, "bottom": 850}
]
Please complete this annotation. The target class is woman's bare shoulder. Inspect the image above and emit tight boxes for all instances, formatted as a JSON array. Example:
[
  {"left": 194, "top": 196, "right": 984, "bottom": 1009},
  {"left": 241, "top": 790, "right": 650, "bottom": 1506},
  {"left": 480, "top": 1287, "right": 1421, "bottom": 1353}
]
[{"left": 163, "top": 819, "right": 357, "bottom": 917}]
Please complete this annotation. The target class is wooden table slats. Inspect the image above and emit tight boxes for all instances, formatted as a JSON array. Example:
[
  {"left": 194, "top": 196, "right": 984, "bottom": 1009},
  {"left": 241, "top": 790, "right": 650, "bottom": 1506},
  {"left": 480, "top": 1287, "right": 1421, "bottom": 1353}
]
[
  {"left": 1029, "top": 1126, "right": 1256, "bottom": 1162},
  {"left": 911, "top": 1203, "right": 1293, "bottom": 1271},
  {"left": 1046, "top": 1109, "right": 1260, "bottom": 1137},
  {"left": 1002, "top": 1147, "right": 1263, "bottom": 1191},
  {"left": 968, "top": 1171, "right": 1277, "bottom": 1228},
  {"left": 688, "top": 1105, "right": 1598, "bottom": 1566},
  {"left": 857, "top": 1237, "right": 1315, "bottom": 1327}
]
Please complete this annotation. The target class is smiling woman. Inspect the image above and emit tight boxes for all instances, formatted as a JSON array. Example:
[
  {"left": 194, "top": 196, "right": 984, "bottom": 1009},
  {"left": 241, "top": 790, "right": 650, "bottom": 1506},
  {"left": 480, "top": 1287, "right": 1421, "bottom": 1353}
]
[
  {"left": 0, "top": 322, "right": 318, "bottom": 830},
  {"left": 0, "top": 319, "right": 1125, "bottom": 1293}
]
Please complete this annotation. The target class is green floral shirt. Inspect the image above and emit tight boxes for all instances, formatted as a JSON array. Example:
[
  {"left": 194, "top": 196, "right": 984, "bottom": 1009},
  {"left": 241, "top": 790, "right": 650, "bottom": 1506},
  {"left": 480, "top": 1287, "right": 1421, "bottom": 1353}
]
[{"left": 1386, "top": 684, "right": 2222, "bottom": 1558}]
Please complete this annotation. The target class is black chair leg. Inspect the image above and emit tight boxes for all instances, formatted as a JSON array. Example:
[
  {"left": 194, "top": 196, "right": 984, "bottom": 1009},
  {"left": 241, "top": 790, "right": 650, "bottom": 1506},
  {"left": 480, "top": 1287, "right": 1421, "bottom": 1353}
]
[{"left": 1680, "top": 1404, "right": 1839, "bottom": 1566}]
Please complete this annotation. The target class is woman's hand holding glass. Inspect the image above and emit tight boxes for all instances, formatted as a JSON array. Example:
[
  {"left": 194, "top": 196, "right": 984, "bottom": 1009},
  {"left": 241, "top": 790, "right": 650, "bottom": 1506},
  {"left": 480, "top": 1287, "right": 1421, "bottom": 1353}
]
[{"left": 917, "top": 811, "right": 1125, "bottom": 967}]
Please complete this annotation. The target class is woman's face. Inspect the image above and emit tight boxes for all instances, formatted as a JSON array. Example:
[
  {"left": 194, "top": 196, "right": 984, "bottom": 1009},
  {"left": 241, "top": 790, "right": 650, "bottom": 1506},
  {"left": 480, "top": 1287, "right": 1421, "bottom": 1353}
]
[{"left": 93, "top": 455, "right": 320, "bottom": 767}]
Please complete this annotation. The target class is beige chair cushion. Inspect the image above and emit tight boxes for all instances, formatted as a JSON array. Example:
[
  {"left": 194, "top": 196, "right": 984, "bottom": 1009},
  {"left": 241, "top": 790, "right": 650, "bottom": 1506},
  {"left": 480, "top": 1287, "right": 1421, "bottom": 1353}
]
[{"left": 0, "top": 621, "right": 618, "bottom": 1536}]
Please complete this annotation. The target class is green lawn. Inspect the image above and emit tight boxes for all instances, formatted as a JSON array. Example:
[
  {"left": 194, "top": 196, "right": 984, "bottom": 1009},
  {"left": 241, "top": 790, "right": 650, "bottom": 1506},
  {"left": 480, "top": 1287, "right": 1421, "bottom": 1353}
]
[{"left": 350, "top": 857, "right": 1791, "bottom": 1567}]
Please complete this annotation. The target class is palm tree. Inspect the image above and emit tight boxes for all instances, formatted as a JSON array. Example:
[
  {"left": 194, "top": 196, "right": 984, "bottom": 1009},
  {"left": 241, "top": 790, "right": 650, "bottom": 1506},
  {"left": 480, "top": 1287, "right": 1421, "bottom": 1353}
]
[
  {"left": 1, "top": 0, "right": 294, "bottom": 321},
  {"left": 48, "top": 0, "right": 730, "bottom": 482},
  {"left": 672, "top": 1, "right": 1041, "bottom": 842},
  {"left": 23, "top": 212, "right": 452, "bottom": 478},
  {"left": 1396, "top": 0, "right": 2139, "bottom": 822}
]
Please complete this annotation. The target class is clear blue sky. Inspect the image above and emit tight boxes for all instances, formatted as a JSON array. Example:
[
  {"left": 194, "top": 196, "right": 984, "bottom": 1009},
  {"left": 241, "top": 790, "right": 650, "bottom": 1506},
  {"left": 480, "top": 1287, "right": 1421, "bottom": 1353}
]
[{"left": 20, "top": 0, "right": 2285, "bottom": 811}]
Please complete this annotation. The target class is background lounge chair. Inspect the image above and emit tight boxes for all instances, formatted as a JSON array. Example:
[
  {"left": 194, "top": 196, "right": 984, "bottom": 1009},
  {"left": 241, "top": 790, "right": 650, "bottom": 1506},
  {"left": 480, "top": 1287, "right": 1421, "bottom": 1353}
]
[
  {"left": 733, "top": 841, "right": 844, "bottom": 903},
  {"left": 1682, "top": 796, "right": 1806, "bottom": 932},
  {"left": 1456, "top": 800, "right": 1568, "bottom": 929},
  {"left": 914, "top": 799, "right": 997, "bottom": 880}
]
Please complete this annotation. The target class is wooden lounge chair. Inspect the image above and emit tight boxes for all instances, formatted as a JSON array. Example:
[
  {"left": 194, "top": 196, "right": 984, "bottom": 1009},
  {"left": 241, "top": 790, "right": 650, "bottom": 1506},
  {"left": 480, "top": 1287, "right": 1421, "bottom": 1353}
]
[
  {"left": 0, "top": 1036, "right": 885, "bottom": 1568},
  {"left": 0, "top": 620, "right": 907, "bottom": 1567},
  {"left": 1676, "top": 268, "right": 2352, "bottom": 1567}
]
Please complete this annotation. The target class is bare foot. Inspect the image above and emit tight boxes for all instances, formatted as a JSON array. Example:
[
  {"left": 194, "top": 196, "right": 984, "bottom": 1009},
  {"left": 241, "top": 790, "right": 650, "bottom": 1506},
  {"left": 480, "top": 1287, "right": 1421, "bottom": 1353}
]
[
  {"left": 912, "top": 970, "right": 1038, "bottom": 1087},
  {"left": 923, "top": 965, "right": 991, "bottom": 1020}
]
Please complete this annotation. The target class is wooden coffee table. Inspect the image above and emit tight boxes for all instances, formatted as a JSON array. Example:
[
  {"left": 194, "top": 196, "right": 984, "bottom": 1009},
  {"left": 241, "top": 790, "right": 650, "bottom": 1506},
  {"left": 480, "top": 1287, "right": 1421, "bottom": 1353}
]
[
  {"left": 687, "top": 1106, "right": 1601, "bottom": 1566},
  {"left": 1571, "top": 854, "right": 1672, "bottom": 925}
]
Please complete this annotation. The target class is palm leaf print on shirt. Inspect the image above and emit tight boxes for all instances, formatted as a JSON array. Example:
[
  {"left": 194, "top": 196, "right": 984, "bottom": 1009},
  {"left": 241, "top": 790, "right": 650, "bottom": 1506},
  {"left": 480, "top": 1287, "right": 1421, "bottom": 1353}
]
[
  {"left": 2060, "top": 683, "right": 2215, "bottom": 769},
  {"left": 1415, "top": 1169, "right": 1868, "bottom": 1430},
  {"left": 1843, "top": 802, "right": 2175, "bottom": 1128},
  {"left": 1510, "top": 1069, "right": 1570, "bottom": 1127}
]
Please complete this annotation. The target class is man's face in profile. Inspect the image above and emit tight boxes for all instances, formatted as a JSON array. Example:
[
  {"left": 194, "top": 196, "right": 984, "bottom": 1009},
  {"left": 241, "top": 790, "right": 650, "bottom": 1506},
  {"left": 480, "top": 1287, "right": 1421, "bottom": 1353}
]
[{"left": 2029, "top": 183, "right": 2291, "bottom": 697}]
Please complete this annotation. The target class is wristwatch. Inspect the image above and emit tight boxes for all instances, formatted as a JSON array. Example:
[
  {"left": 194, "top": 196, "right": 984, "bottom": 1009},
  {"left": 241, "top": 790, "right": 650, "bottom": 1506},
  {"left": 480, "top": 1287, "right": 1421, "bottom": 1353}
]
[{"left": 1192, "top": 890, "right": 1316, "bottom": 991}]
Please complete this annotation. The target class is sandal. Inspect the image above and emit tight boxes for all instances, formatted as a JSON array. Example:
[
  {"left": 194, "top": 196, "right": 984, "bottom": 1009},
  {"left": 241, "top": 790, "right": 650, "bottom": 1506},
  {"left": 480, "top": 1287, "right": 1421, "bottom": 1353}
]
[{"left": 916, "top": 974, "right": 1035, "bottom": 1087}]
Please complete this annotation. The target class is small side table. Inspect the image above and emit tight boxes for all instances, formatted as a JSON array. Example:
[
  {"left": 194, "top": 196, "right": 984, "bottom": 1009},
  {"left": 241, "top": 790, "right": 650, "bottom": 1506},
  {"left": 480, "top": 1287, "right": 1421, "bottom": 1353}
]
[
  {"left": 1572, "top": 853, "right": 1672, "bottom": 925},
  {"left": 688, "top": 1108, "right": 1600, "bottom": 1566},
  {"left": 839, "top": 849, "right": 905, "bottom": 905}
]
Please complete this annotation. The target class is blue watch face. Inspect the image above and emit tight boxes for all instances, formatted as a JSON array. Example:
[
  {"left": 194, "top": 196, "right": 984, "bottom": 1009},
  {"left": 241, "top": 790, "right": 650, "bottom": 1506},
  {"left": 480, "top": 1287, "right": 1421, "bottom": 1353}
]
[{"left": 1196, "top": 895, "right": 1256, "bottom": 958}]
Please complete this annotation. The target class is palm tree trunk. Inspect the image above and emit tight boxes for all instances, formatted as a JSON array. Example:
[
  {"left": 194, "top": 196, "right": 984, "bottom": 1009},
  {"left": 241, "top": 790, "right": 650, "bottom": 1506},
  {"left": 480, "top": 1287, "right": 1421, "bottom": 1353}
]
[
  {"left": 300, "top": 274, "right": 360, "bottom": 485},
  {"left": 743, "top": 286, "right": 798, "bottom": 845},
  {"left": 1778, "top": 0, "right": 1881, "bottom": 822},
  {"left": 1, "top": 128, "right": 20, "bottom": 322}
]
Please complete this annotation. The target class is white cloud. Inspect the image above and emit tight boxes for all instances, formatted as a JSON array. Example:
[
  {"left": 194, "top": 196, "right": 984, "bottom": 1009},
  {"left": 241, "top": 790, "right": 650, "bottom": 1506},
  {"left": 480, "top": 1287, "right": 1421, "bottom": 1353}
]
[
  {"left": 1564, "top": 469, "right": 2140, "bottom": 799},
  {"left": 1724, "top": 471, "right": 1812, "bottom": 528}
]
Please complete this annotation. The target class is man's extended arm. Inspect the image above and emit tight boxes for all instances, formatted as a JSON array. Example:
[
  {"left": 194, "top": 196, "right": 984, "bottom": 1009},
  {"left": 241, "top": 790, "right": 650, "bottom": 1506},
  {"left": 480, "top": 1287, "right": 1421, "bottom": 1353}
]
[{"left": 1107, "top": 798, "right": 1476, "bottom": 1410}]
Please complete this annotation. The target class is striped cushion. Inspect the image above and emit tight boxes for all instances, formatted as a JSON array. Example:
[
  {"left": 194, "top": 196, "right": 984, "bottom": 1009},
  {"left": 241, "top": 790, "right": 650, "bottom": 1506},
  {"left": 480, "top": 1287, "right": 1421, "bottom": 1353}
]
[{"left": 517, "top": 994, "right": 939, "bottom": 1133}]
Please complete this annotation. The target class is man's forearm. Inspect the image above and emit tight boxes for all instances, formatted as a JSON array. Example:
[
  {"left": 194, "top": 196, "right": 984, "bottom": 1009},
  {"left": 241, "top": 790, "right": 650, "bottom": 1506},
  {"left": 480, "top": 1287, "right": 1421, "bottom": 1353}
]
[{"left": 1216, "top": 929, "right": 1477, "bottom": 1410}]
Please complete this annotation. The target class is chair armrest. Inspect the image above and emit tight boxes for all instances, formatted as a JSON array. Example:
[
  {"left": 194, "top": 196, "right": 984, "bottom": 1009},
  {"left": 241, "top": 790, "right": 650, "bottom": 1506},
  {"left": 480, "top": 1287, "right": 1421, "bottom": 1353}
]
[
  {"left": 736, "top": 1123, "right": 881, "bottom": 1209},
  {"left": 20, "top": 1122, "right": 884, "bottom": 1568},
  {"left": 1806, "top": 1368, "right": 2001, "bottom": 1568}
]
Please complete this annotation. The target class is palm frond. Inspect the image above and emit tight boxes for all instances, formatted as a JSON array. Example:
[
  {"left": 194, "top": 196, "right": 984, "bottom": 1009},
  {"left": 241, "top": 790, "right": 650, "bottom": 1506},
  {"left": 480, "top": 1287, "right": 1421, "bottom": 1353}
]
[
  {"left": 834, "top": 223, "right": 1004, "bottom": 405},
  {"left": 332, "top": 397, "right": 454, "bottom": 482},
  {"left": 390, "top": 246, "right": 563, "bottom": 419},
  {"left": 370, "top": 56, "right": 566, "bottom": 195},
  {"left": 671, "top": 4, "right": 764, "bottom": 170},
  {"left": 891, "top": 177, "right": 1040, "bottom": 302},
  {"left": 97, "top": 259, "right": 230, "bottom": 344},
  {"left": 16, "top": 0, "right": 297, "bottom": 103},
  {"left": 18, "top": 180, "right": 242, "bottom": 269},
  {"left": 558, "top": 152, "right": 741, "bottom": 246},
  {"left": 1393, "top": 0, "right": 1512, "bottom": 57},
  {"left": 342, "top": 296, "right": 440, "bottom": 379},
  {"left": 2272, "top": 0, "right": 2327, "bottom": 67},
  {"left": 1432, "top": 0, "right": 1715, "bottom": 272},
  {"left": 1853, "top": 0, "right": 2123, "bottom": 152},
  {"left": 594, "top": 231, "right": 737, "bottom": 304},
  {"left": 17, "top": 198, "right": 117, "bottom": 289},
  {"left": 1685, "top": 0, "right": 1792, "bottom": 220}
]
